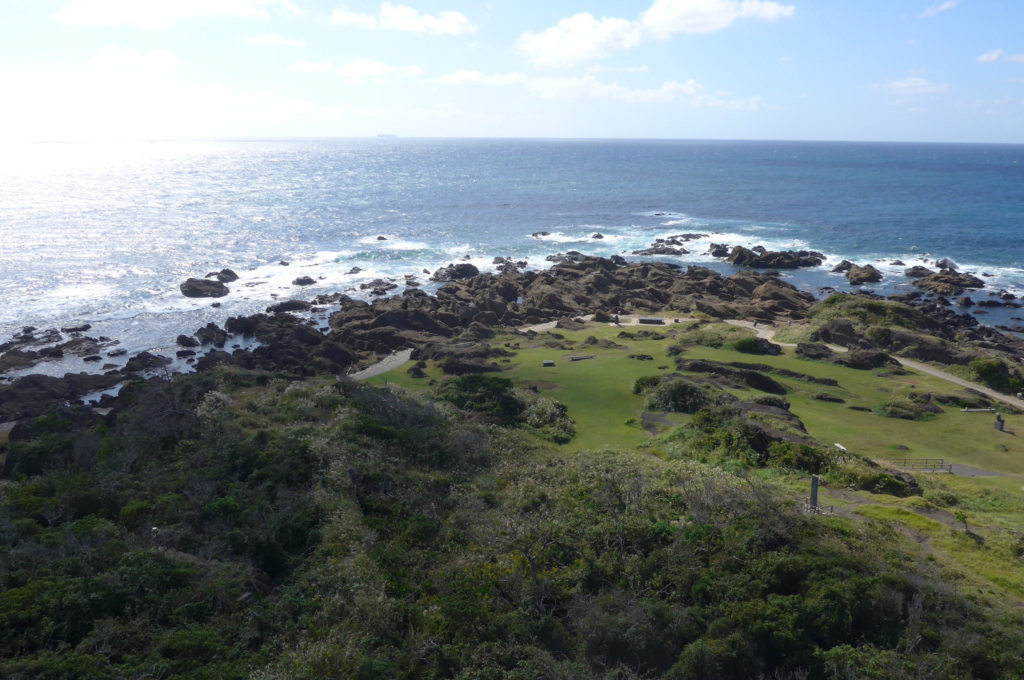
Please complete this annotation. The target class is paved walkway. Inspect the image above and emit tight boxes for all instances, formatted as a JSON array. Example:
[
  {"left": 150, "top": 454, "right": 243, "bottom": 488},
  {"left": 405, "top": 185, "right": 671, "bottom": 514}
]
[
  {"left": 348, "top": 349, "right": 414, "bottom": 381},
  {"left": 725, "top": 320, "right": 1024, "bottom": 412},
  {"left": 519, "top": 314, "right": 698, "bottom": 333}
]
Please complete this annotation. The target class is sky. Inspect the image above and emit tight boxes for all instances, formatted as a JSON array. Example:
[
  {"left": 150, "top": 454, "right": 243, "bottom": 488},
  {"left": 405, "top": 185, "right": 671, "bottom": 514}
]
[{"left": 0, "top": 0, "right": 1022, "bottom": 143}]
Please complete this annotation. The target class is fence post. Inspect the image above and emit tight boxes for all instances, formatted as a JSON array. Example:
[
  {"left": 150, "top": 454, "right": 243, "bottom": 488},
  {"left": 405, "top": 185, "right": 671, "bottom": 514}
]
[{"left": 810, "top": 475, "right": 819, "bottom": 509}]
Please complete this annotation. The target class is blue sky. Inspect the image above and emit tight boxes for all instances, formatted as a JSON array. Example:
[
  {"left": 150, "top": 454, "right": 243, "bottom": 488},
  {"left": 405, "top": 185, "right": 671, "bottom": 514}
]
[{"left": 0, "top": 0, "right": 1022, "bottom": 142}]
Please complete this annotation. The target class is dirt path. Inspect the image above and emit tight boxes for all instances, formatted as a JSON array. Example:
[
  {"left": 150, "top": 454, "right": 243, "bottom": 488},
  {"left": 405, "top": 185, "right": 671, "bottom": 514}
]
[
  {"left": 348, "top": 349, "right": 414, "bottom": 381},
  {"left": 519, "top": 314, "right": 698, "bottom": 333},
  {"left": 726, "top": 320, "right": 1024, "bottom": 411}
]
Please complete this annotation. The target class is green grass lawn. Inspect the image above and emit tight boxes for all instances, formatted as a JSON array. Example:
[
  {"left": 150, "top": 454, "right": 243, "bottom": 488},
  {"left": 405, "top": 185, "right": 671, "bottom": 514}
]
[
  {"left": 370, "top": 318, "right": 1024, "bottom": 608},
  {"left": 372, "top": 320, "right": 1024, "bottom": 472}
]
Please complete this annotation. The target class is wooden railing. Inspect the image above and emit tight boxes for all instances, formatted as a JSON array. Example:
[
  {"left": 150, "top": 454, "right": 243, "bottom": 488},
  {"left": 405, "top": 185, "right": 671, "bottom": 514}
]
[{"left": 882, "top": 458, "right": 953, "bottom": 473}]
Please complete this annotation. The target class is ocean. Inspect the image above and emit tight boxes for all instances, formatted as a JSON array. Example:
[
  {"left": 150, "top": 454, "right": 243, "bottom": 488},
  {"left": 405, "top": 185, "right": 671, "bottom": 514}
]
[{"left": 2, "top": 138, "right": 1023, "bottom": 377}]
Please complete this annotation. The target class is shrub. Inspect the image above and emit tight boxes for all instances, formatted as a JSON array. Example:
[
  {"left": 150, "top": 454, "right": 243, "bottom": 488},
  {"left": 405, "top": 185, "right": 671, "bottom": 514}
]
[
  {"left": 729, "top": 336, "right": 782, "bottom": 355},
  {"left": 768, "top": 442, "right": 834, "bottom": 474},
  {"left": 522, "top": 398, "right": 576, "bottom": 444},
  {"left": 632, "top": 375, "right": 661, "bottom": 395},
  {"left": 644, "top": 379, "right": 710, "bottom": 414},
  {"left": 745, "top": 394, "right": 790, "bottom": 410},
  {"left": 874, "top": 397, "right": 930, "bottom": 421},
  {"left": 436, "top": 374, "right": 525, "bottom": 422}
]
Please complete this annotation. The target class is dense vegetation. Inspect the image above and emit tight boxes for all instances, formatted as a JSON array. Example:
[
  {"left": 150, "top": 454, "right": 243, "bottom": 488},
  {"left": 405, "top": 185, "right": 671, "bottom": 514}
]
[{"left": 2, "top": 365, "right": 1024, "bottom": 679}]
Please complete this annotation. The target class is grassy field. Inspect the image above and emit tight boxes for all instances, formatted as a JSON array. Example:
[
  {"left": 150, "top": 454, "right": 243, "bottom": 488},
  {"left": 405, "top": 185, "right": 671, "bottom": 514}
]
[{"left": 373, "top": 319, "right": 1024, "bottom": 472}]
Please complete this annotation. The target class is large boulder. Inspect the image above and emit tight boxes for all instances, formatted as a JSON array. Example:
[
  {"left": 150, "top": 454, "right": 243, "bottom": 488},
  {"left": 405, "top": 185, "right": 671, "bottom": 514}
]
[
  {"left": 904, "top": 266, "right": 934, "bottom": 278},
  {"left": 913, "top": 271, "right": 985, "bottom": 296},
  {"left": 810, "top": 319, "right": 873, "bottom": 348},
  {"left": 430, "top": 263, "right": 480, "bottom": 282},
  {"left": 727, "top": 246, "right": 823, "bottom": 269},
  {"left": 846, "top": 264, "right": 883, "bottom": 285},
  {"left": 180, "top": 278, "right": 229, "bottom": 298}
]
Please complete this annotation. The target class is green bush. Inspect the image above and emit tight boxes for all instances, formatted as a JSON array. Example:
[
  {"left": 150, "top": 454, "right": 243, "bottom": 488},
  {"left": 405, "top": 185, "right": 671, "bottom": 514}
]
[
  {"left": 745, "top": 394, "right": 790, "bottom": 410},
  {"left": 435, "top": 374, "right": 525, "bottom": 422},
  {"left": 644, "top": 379, "right": 711, "bottom": 414},
  {"left": 522, "top": 398, "right": 576, "bottom": 444},
  {"left": 632, "top": 375, "right": 662, "bottom": 395},
  {"left": 729, "top": 336, "right": 781, "bottom": 355},
  {"left": 874, "top": 397, "right": 930, "bottom": 421},
  {"left": 768, "top": 442, "right": 835, "bottom": 474}
]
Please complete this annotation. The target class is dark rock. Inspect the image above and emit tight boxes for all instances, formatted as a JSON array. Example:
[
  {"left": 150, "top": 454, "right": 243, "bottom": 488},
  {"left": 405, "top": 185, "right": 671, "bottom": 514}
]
[
  {"left": 209, "top": 269, "right": 239, "bottom": 283},
  {"left": 831, "top": 260, "right": 854, "bottom": 273},
  {"left": 891, "top": 260, "right": 905, "bottom": 266},
  {"left": 556, "top": 317, "right": 586, "bottom": 331},
  {"left": 591, "top": 233, "right": 604, "bottom": 239},
  {"left": 292, "top": 276, "right": 316, "bottom": 286},
  {"left": 913, "top": 271, "right": 985, "bottom": 296},
  {"left": 107, "top": 348, "right": 127, "bottom": 357},
  {"left": 904, "top": 266, "right": 935, "bottom": 278},
  {"left": 268, "top": 299, "right": 313, "bottom": 313},
  {"left": 957, "top": 296, "right": 974, "bottom": 307},
  {"left": 812, "top": 393, "right": 846, "bottom": 403},
  {"left": 195, "top": 323, "right": 228, "bottom": 348},
  {"left": 279, "top": 261, "right": 289, "bottom": 266},
  {"left": 180, "top": 278, "right": 229, "bottom": 298},
  {"left": 346, "top": 267, "right": 363, "bottom": 275},
  {"left": 531, "top": 231, "right": 550, "bottom": 238},
  {"left": 811, "top": 319, "right": 873, "bottom": 348},
  {"left": 122, "top": 352, "right": 172, "bottom": 373},
  {"left": 632, "top": 246, "right": 687, "bottom": 256},
  {"left": 176, "top": 350, "right": 196, "bottom": 358},
  {"left": 592, "top": 309, "right": 617, "bottom": 323},
  {"left": 795, "top": 343, "right": 838, "bottom": 362},
  {"left": 727, "top": 246, "right": 823, "bottom": 269},
  {"left": 60, "top": 324, "right": 91, "bottom": 333},
  {"left": 377, "top": 236, "right": 387, "bottom": 240},
  {"left": 439, "top": 357, "right": 501, "bottom": 375},
  {"left": 846, "top": 264, "right": 883, "bottom": 285},
  {"left": 430, "top": 263, "right": 480, "bottom": 282},
  {"left": 935, "top": 258, "right": 958, "bottom": 271},
  {"left": 708, "top": 243, "right": 730, "bottom": 257},
  {"left": 82, "top": 355, "right": 102, "bottom": 363},
  {"left": 176, "top": 334, "right": 200, "bottom": 348}
]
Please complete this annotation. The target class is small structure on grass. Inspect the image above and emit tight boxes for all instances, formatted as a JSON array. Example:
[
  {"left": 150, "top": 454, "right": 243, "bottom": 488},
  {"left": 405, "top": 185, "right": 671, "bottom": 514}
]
[
  {"left": 638, "top": 317, "right": 665, "bottom": 325},
  {"left": 542, "top": 360, "right": 555, "bottom": 367}
]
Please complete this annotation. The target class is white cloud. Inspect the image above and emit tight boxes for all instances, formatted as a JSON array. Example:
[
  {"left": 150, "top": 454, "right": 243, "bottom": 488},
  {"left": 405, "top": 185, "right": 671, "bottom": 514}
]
[
  {"left": 526, "top": 75, "right": 701, "bottom": 102},
  {"left": 920, "top": 0, "right": 961, "bottom": 18},
  {"left": 379, "top": 2, "right": 476, "bottom": 34},
  {"left": 288, "top": 61, "right": 333, "bottom": 72},
  {"left": 246, "top": 34, "right": 306, "bottom": 46},
  {"left": 977, "top": 49, "right": 1024, "bottom": 64},
  {"left": 978, "top": 48, "right": 1004, "bottom": 63},
  {"left": 335, "top": 59, "right": 422, "bottom": 83},
  {"left": 882, "top": 77, "right": 949, "bottom": 95},
  {"left": 436, "top": 70, "right": 528, "bottom": 85},
  {"left": 328, "top": 9, "right": 378, "bottom": 28},
  {"left": 517, "top": 0, "right": 795, "bottom": 68},
  {"left": 587, "top": 64, "right": 650, "bottom": 73},
  {"left": 329, "top": 3, "right": 476, "bottom": 35},
  {"left": 52, "top": 0, "right": 300, "bottom": 30},
  {"left": 93, "top": 46, "right": 179, "bottom": 70}
]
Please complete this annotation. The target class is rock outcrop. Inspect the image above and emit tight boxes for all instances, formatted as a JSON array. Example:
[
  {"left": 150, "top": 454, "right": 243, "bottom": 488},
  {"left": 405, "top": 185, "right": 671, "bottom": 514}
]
[
  {"left": 180, "top": 278, "right": 229, "bottom": 298},
  {"left": 726, "top": 246, "right": 824, "bottom": 269},
  {"left": 846, "top": 264, "right": 883, "bottom": 285}
]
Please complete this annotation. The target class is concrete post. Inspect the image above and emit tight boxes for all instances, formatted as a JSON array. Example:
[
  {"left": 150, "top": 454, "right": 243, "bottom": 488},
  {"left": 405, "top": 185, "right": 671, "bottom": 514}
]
[
  {"left": 995, "top": 414, "right": 1005, "bottom": 432},
  {"left": 810, "top": 475, "right": 820, "bottom": 508}
]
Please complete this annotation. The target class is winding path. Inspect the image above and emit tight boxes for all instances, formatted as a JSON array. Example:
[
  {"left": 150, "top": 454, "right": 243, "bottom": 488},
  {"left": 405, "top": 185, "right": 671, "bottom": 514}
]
[
  {"left": 724, "top": 319, "right": 1024, "bottom": 411},
  {"left": 348, "top": 349, "right": 414, "bottom": 381}
]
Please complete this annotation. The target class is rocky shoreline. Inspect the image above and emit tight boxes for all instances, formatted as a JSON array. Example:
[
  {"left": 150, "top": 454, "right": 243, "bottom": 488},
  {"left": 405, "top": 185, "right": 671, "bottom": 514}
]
[{"left": 3, "top": 244, "right": 1024, "bottom": 423}]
